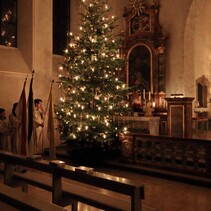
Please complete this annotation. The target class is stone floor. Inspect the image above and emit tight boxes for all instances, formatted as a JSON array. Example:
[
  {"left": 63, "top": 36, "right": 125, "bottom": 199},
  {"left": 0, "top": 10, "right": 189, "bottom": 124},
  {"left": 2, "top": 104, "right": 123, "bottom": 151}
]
[
  {"left": 1, "top": 130, "right": 211, "bottom": 211},
  {"left": 96, "top": 167, "right": 211, "bottom": 211},
  {"left": 1, "top": 164, "right": 211, "bottom": 211}
]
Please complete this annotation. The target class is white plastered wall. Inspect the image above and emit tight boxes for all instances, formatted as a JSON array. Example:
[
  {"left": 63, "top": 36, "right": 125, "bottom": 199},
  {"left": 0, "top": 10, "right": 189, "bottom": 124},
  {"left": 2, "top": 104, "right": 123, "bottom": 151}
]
[{"left": 184, "top": 0, "right": 211, "bottom": 103}]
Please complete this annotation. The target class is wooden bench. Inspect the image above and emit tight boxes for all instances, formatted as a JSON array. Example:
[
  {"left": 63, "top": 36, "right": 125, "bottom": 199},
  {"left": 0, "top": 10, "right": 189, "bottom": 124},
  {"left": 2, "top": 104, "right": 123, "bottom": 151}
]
[
  {"left": 0, "top": 183, "right": 66, "bottom": 211},
  {"left": 0, "top": 150, "right": 145, "bottom": 211}
]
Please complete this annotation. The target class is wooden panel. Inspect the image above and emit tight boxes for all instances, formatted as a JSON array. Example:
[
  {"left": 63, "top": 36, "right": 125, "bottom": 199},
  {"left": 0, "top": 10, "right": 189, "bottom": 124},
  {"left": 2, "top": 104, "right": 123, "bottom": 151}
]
[
  {"left": 165, "top": 97, "right": 194, "bottom": 138},
  {"left": 169, "top": 105, "right": 184, "bottom": 137}
]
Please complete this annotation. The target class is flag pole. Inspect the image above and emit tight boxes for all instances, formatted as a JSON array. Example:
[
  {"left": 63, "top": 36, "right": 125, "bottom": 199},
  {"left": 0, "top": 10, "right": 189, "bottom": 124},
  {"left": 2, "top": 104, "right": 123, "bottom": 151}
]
[
  {"left": 21, "top": 75, "right": 28, "bottom": 155},
  {"left": 46, "top": 80, "right": 56, "bottom": 160},
  {"left": 41, "top": 80, "right": 54, "bottom": 155},
  {"left": 27, "top": 70, "right": 35, "bottom": 156},
  {"left": 24, "top": 75, "right": 28, "bottom": 87},
  {"left": 17, "top": 75, "right": 28, "bottom": 155},
  {"left": 43, "top": 79, "right": 54, "bottom": 122}
]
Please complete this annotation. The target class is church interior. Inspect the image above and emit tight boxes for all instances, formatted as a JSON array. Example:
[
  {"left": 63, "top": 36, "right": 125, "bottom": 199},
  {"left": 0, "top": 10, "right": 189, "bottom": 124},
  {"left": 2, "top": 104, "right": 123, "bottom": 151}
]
[{"left": 1, "top": 0, "right": 211, "bottom": 210}]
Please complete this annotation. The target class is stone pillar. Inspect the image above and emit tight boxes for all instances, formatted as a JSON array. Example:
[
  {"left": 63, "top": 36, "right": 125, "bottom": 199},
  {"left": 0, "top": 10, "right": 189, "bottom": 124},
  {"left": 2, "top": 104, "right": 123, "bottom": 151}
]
[{"left": 32, "top": 0, "right": 53, "bottom": 100}]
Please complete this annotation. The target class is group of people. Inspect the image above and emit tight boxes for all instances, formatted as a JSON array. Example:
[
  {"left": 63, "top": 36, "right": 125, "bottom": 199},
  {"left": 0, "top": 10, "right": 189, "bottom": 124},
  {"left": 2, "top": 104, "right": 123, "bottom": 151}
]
[{"left": 0, "top": 99, "right": 45, "bottom": 156}]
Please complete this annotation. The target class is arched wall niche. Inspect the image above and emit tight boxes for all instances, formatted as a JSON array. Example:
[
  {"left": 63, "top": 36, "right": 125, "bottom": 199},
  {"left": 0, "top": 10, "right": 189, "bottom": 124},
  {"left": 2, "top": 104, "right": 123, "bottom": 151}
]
[
  {"left": 122, "top": 0, "right": 167, "bottom": 108},
  {"left": 196, "top": 75, "right": 210, "bottom": 107}
]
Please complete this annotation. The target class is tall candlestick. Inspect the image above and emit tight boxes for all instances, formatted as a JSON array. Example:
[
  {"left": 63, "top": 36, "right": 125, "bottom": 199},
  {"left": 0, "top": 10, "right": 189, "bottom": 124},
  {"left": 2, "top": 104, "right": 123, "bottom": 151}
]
[{"left": 143, "top": 89, "right": 145, "bottom": 99}]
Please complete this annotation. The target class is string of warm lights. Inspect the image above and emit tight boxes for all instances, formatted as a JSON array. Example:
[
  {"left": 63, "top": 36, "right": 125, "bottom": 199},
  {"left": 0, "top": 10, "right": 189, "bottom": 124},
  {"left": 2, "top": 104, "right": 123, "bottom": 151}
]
[{"left": 55, "top": 0, "right": 131, "bottom": 144}]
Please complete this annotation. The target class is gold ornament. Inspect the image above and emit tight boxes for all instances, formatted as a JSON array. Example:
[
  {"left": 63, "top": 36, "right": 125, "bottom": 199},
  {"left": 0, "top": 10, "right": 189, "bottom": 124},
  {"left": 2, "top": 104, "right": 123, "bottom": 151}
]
[{"left": 129, "top": 0, "right": 145, "bottom": 15}]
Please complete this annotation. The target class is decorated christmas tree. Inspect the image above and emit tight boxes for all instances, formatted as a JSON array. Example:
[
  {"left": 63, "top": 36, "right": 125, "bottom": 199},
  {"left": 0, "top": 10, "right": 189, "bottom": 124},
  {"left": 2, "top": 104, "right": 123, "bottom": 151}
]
[{"left": 55, "top": 0, "right": 131, "bottom": 154}]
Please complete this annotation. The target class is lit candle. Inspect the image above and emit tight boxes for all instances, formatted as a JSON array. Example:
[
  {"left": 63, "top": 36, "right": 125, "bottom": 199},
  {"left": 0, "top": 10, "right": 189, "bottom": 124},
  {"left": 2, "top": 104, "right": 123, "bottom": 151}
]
[
  {"left": 152, "top": 102, "right": 156, "bottom": 108},
  {"left": 139, "top": 95, "right": 142, "bottom": 104},
  {"left": 149, "top": 91, "right": 151, "bottom": 101}
]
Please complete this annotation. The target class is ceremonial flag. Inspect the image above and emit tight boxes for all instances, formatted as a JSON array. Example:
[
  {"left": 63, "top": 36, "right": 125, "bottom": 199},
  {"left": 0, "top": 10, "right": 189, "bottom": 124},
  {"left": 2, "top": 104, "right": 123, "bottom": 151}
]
[
  {"left": 16, "top": 77, "right": 27, "bottom": 155},
  {"left": 28, "top": 73, "right": 34, "bottom": 143},
  {"left": 46, "top": 81, "right": 56, "bottom": 159}
]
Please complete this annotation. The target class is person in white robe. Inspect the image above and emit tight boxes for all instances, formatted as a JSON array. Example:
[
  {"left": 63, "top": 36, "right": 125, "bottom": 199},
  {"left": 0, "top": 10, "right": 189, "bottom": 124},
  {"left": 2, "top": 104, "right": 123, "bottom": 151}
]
[
  {"left": 33, "top": 99, "right": 44, "bottom": 154},
  {"left": 9, "top": 103, "right": 20, "bottom": 153},
  {"left": 0, "top": 108, "right": 12, "bottom": 151}
]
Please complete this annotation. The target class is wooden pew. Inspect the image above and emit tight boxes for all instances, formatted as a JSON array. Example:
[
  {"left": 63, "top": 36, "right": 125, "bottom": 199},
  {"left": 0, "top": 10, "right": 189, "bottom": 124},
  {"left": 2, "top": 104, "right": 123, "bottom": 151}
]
[
  {"left": 0, "top": 150, "right": 145, "bottom": 211},
  {"left": 0, "top": 183, "right": 66, "bottom": 211}
]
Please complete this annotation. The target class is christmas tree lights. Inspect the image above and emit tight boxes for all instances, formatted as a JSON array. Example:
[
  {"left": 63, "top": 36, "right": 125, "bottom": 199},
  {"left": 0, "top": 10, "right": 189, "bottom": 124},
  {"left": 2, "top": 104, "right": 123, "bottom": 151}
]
[{"left": 55, "top": 0, "right": 131, "bottom": 149}]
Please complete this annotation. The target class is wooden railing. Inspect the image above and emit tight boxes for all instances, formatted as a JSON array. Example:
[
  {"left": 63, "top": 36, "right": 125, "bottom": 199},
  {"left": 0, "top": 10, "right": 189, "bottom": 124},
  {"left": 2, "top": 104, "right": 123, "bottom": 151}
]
[
  {"left": 0, "top": 183, "right": 66, "bottom": 211},
  {"left": 119, "top": 133, "right": 211, "bottom": 178},
  {"left": 0, "top": 150, "right": 145, "bottom": 211}
]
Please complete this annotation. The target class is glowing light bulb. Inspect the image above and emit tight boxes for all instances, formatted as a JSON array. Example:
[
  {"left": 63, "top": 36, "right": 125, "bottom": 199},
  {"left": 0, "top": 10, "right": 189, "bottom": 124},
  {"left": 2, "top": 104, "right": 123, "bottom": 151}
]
[
  {"left": 123, "top": 127, "right": 128, "bottom": 134},
  {"left": 69, "top": 43, "right": 74, "bottom": 47},
  {"left": 81, "top": 87, "right": 85, "bottom": 91}
]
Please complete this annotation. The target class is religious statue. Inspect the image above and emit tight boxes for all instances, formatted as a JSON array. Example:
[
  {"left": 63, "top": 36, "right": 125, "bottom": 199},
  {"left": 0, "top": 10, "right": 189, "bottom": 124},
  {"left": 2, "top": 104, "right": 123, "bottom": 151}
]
[{"left": 143, "top": 102, "right": 154, "bottom": 116}]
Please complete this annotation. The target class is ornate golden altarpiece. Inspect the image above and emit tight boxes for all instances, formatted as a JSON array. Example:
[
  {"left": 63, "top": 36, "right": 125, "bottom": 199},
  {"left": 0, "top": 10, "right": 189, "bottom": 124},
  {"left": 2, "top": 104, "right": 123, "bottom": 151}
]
[{"left": 120, "top": 0, "right": 167, "bottom": 111}]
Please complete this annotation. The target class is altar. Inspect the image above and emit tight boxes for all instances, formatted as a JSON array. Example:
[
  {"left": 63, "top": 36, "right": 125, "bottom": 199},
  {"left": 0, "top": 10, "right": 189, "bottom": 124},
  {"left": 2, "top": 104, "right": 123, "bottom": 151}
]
[{"left": 114, "top": 116, "right": 160, "bottom": 135}]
